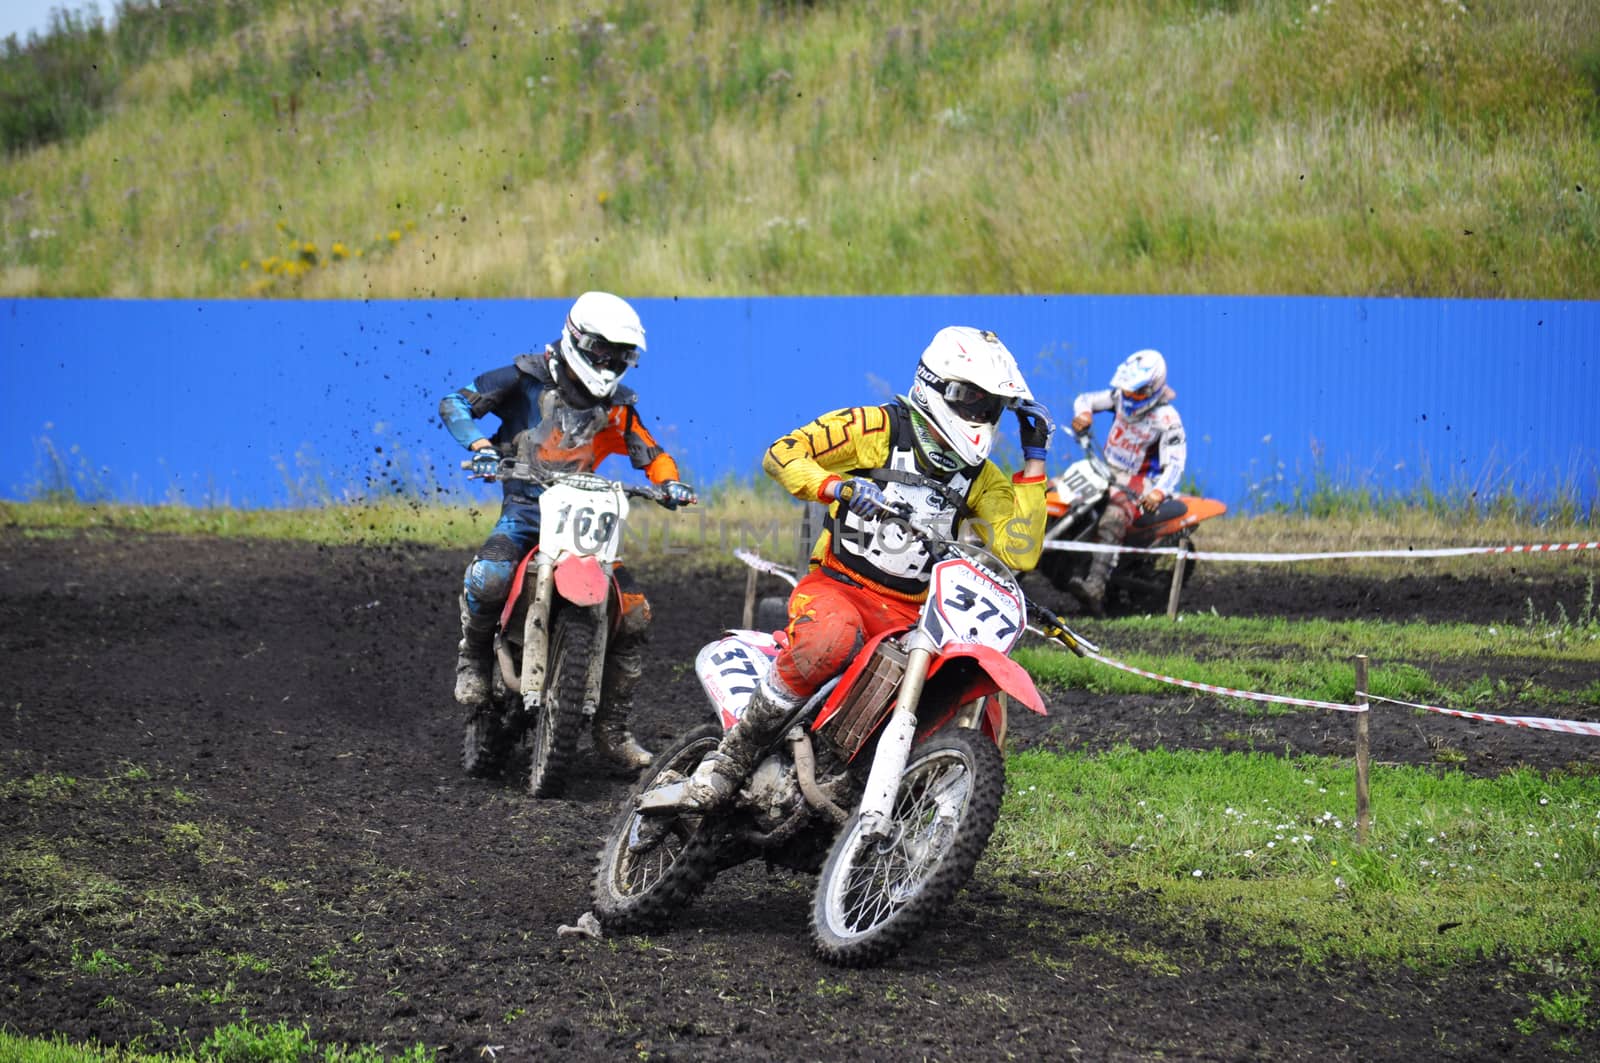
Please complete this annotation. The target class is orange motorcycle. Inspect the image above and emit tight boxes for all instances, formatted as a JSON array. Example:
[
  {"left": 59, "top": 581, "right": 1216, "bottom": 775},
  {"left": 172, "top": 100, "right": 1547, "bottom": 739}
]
[{"left": 1036, "top": 430, "right": 1227, "bottom": 613}]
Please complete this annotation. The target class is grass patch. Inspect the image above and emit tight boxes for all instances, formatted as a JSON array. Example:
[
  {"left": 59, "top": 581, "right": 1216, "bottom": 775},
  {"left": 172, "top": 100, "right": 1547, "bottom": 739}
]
[
  {"left": 0, "top": 1013, "right": 436, "bottom": 1061},
  {"left": 2, "top": 0, "right": 1598, "bottom": 298},
  {"left": 991, "top": 745, "right": 1600, "bottom": 967}
]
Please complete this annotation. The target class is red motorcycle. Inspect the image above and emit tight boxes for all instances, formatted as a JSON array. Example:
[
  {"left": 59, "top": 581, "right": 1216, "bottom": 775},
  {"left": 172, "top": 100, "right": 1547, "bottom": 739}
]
[
  {"left": 591, "top": 505, "right": 1093, "bottom": 966},
  {"left": 1036, "top": 430, "right": 1227, "bottom": 612},
  {"left": 460, "top": 460, "right": 668, "bottom": 796}
]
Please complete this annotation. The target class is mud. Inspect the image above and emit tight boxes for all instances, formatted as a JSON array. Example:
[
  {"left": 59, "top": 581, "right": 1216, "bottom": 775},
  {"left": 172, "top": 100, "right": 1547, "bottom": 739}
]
[{"left": 1, "top": 528, "right": 1596, "bottom": 1060}]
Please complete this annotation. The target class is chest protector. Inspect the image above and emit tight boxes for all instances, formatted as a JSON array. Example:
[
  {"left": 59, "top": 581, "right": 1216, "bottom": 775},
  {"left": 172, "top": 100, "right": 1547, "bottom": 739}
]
[{"left": 826, "top": 404, "right": 974, "bottom": 595}]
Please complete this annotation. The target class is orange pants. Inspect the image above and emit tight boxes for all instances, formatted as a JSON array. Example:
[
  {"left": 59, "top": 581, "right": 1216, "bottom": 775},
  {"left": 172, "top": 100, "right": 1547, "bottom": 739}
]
[{"left": 773, "top": 568, "right": 922, "bottom": 699}]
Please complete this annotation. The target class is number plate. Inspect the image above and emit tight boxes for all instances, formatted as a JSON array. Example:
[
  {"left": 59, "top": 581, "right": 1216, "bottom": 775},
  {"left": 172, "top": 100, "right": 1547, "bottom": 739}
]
[
  {"left": 921, "top": 557, "right": 1024, "bottom": 653},
  {"left": 696, "top": 632, "right": 781, "bottom": 730},
  {"left": 537, "top": 478, "right": 630, "bottom": 562},
  {"left": 1053, "top": 458, "right": 1108, "bottom": 506}
]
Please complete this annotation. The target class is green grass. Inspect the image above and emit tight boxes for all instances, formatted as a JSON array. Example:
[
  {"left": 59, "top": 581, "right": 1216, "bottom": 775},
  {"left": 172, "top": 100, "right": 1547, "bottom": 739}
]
[
  {"left": 0, "top": 1014, "right": 435, "bottom": 1062},
  {"left": 3, "top": 0, "right": 1598, "bottom": 298},
  {"left": 990, "top": 745, "right": 1600, "bottom": 967}
]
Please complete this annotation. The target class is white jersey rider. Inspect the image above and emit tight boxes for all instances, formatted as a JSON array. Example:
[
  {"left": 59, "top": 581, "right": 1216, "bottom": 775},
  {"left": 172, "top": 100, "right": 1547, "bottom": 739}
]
[{"left": 1066, "top": 349, "right": 1187, "bottom": 614}]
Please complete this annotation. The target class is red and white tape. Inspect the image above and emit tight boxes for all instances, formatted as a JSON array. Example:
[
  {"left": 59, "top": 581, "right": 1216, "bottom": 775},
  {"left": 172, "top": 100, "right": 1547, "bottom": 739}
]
[
  {"left": 1082, "top": 649, "right": 1365, "bottom": 713},
  {"left": 1364, "top": 693, "right": 1600, "bottom": 737},
  {"left": 1040, "top": 540, "right": 1600, "bottom": 562},
  {"left": 1077, "top": 650, "right": 1600, "bottom": 738}
]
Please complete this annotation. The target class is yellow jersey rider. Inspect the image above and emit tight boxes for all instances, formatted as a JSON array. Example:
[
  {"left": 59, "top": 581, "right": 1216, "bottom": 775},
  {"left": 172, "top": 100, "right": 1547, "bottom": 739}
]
[{"left": 641, "top": 326, "right": 1053, "bottom": 814}]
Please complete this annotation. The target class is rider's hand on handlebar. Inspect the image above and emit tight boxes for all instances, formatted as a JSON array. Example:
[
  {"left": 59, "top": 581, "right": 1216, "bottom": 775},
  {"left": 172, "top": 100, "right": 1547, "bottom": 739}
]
[
  {"left": 828, "top": 477, "right": 887, "bottom": 517},
  {"left": 1014, "top": 398, "right": 1055, "bottom": 462},
  {"left": 1070, "top": 410, "right": 1093, "bottom": 435},
  {"left": 1139, "top": 487, "right": 1165, "bottom": 512},
  {"left": 659, "top": 480, "right": 697, "bottom": 510},
  {"left": 468, "top": 445, "right": 501, "bottom": 480}
]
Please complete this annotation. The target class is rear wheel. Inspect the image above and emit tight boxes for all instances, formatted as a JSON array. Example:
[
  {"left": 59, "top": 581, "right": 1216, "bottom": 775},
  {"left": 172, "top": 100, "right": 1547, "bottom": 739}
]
[
  {"left": 526, "top": 609, "right": 595, "bottom": 798},
  {"left": 754, "top": 595, "right": 789, "bottom": 634},
  {"left": 592, "top": 724, "right": 724, "bottom": 931},
  {"left": 811, "top": 729, "right": 1005, "bottom": 967}
]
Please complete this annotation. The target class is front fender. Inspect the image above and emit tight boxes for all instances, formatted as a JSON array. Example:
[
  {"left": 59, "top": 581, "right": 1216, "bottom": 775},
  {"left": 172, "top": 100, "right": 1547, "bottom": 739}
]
[
  {"left": 553, "top": 554, "right": 609, "bottom": 606},
  {"left": 926, "top": 644, "right": 1047, "bottom": 716}
]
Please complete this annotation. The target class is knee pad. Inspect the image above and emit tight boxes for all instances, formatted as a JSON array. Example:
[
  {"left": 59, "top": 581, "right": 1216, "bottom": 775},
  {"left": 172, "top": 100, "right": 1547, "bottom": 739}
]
[{"left": 464, "top": 556, "right": 516, "bottom": 613}]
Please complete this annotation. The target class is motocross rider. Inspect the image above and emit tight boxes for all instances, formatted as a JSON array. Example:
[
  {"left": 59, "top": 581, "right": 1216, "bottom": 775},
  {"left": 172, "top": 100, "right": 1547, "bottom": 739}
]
[
  {"left": 1064, "top": 348, "right": 1187, "bottom": 616},
  {"left": 639, "top": 326, "right": 1053, "bottom": 815},
  {"left": 439, "top": 291, "right": 696, "bottom": 771}
]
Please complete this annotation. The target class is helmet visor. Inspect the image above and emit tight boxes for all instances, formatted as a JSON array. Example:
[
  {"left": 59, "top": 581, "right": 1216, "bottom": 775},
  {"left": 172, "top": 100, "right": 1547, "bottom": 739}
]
[
  {"left": 943, "top": 381, "right": 1005, "bottom": 424},
  {"left": 573, "top": 332, "right": 639, "bottom": 373}
]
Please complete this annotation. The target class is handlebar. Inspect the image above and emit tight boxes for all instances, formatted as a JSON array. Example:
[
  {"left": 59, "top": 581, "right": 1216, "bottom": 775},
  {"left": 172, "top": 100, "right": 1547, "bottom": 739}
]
[
  {"left": 844, "top": 489, "right": 1095, "bottom": 658},
  {"left": 462, "top": 457, "right": 677, "bottom": 506}
]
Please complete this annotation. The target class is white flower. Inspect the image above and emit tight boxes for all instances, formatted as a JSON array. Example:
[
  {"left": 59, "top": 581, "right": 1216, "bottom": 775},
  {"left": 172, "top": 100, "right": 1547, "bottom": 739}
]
[{"left": 1192, "top": 869, "right": 1204, "bottom": 878}]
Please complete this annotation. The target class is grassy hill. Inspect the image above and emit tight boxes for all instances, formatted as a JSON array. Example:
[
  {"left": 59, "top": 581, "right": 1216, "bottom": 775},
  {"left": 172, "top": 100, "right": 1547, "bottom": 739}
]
[{"left": 1, "top": 0, "right": 1597, "bottom": 299}]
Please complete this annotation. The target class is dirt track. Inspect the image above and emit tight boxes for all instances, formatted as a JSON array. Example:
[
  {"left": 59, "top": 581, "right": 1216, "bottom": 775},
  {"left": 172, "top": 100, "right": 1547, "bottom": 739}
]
[{"left": 1, "top": 528, "right": 1596, "bottom": 1060}]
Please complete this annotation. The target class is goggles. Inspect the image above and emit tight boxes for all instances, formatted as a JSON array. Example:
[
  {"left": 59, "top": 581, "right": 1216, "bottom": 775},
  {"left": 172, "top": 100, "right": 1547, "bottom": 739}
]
[
  {"left": 1121, "top": 385, "right": 1157, "bottom": 403},
  {"left": 942, "top": 380, "right": 1006, "bottom": 424},
  {"left": 573, "top": 332, "right": 639, "bottom": 373}
]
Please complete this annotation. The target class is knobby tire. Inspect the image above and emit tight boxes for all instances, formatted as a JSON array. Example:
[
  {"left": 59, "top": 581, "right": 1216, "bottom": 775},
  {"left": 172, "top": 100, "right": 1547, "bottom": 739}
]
[
  {"left": 591, "top": 723, "right": 723, "bottom": 932},
  {"left": 526, "top": 608, "right": 594, "bottom": 798},
  {"left": 810, "top": 729, "right": 1006, "bottom": 967}
]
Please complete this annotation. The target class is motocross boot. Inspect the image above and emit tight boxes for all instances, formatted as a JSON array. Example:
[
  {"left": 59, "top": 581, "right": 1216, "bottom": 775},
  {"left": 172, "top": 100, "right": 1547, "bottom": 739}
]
[
  {"left": 1067, "top": 507, "right": 1127, "bottom": 618},
  {"left": 454, "top": 594, "right": 498, "bottom": 708},
  {"left": 592, "top": 642, "right": 653, "bottom": 772},
  {"left": 636, "top": 680, "right": 798, "bottom": 815}
]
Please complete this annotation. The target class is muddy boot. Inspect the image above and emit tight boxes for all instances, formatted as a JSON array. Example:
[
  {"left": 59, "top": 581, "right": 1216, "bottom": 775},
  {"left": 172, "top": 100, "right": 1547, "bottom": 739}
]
[
  {"left": 454, "top": 594, "right": 497, "bottom": 708},
  {"left": 1068, "top": 507, "right": 1126, "bottom": 617},
  {"left": 637, "top": 681, "right": 797, "bottom": 815},
  {"left": 593, "top": 645, "right": 653, "bottom": 772},
  {"left": 1065, "top": 568, "right": 1107, "bottom": 618}
]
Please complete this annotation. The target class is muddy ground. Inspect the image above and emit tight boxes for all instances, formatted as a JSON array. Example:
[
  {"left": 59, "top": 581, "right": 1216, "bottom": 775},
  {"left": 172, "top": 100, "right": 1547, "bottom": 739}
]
[{"left": 1, "top": 528, "right": 1597, "bottom": 1061}]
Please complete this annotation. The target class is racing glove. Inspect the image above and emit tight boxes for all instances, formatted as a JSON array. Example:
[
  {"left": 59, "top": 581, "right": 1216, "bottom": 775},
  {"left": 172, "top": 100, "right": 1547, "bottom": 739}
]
[
  {"left": 660, "top": 480, "right": 697, "bottom": 510},
  {"left": 1140, "top": 487, "right": 1166, "bottom": 513},
  {"left": 468, "top": 446, "right": 501, "bottom": 479},
  {"left": 1070, "top": 410, "right": 1093, "bottom": 434},
  {"left": 1014, "top": 398, "right": 1055, "bottom": 462},
  {"left": 828, "top": 477, "right": 887, "bottom": 517}
]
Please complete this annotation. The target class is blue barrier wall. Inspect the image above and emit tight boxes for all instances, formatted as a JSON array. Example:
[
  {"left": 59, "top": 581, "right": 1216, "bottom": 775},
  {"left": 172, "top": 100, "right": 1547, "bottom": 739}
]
[{"left": 3, "top": 295, "right": 1596, "bottom": 510}]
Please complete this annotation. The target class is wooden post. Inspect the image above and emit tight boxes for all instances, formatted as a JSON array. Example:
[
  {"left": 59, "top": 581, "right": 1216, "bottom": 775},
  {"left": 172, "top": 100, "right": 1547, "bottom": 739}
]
[
  {"left": 741, "top": 564, "right": 757, "bottom": 630},
  {"left": 1165, "top": 542, "right": 1190, "bottom": 620},
  {"left": 1354, "top": 654, "right": 1371, "bottom": 844}
]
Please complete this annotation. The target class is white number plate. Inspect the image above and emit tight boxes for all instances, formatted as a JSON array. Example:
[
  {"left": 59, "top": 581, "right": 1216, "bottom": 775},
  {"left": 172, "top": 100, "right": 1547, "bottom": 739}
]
[
  {"left": 538, "top": 478, "right": 630, "bottom": 562},
  {"left": 921, "top": 557, "right": 1024, "bottom": 653},
  {"left": 1054, "top": 458, "right": 1108, "bottom": 506},
  {"left": 696, "top": 632, "right": 781, "bottom": 730}
]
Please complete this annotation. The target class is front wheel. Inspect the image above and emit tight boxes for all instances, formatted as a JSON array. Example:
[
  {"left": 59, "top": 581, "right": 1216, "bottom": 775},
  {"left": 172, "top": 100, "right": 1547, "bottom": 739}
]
[
  {"left": 811, "top": 728, "right": 1006, "bottom": 967},
  {"left": 592, "top": 723, "right": 723, "bottom": 932},
  {"left": 527, "top": 608, "right": 596, "bottom": 798}
]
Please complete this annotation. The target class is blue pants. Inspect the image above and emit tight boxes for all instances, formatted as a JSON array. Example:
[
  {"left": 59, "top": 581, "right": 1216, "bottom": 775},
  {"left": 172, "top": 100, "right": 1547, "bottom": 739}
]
[{"left": 462, "top": 501, "right": 541, "bottom": 619}]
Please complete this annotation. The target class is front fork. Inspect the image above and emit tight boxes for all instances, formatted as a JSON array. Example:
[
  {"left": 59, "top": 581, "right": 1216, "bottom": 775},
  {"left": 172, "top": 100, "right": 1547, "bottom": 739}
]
[
  {"left": 519, "top": 557, "right": 612, "bottom": 719},
  {"left": 520, "top": 557, "right": 555, "bottom": 715},
  {"left": 855, "top": 632, "right": 935, "bottom": 841}
]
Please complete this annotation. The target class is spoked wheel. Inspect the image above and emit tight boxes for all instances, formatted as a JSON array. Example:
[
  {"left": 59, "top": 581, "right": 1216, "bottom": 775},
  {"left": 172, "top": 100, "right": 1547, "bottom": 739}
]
[
  {"left": 527, "top": 609, "right": 595, "bottom": 798},
  {"left": 811, "top": 729, "right": 1005, "bottom": 967},
  {"left": 592, "top": 723, "right": 723, "bottom": 932}
]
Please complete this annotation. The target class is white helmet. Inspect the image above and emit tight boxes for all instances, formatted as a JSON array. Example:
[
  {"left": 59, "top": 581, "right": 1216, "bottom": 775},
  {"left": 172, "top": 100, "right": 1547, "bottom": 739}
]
[
  {"left": 554, "top": 291, "right": 646, "bottom": 403},
  {"left": 906, "top": 326, "right": 1033, "bottom": 470},
  {"left": 1110, "top": 348, "right": 1167, "bottom": 418}
]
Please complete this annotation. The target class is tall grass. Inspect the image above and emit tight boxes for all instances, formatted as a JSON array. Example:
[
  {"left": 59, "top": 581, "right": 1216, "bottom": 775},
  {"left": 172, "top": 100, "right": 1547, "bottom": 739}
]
[{"left": 2, "top": 0, "right": 1597, "bottom": 298}]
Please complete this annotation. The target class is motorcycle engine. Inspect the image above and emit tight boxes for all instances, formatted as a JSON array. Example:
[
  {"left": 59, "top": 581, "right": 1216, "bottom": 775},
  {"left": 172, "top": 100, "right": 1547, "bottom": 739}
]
[{"left": 744, "top": 756, "right": 801, "bottom": 829}]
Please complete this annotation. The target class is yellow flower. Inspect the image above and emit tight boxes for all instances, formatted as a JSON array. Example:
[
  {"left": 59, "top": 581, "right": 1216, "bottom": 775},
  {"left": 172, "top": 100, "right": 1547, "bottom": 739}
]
[
  {"left": 331, "top": 242, "right": 349, "bottom": 260},
  {"left": 387, "top": 229, "right": 401, "bottom": 243},
  {"left": 597, "top": 190, "right": 609, "bottom": 205}
]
